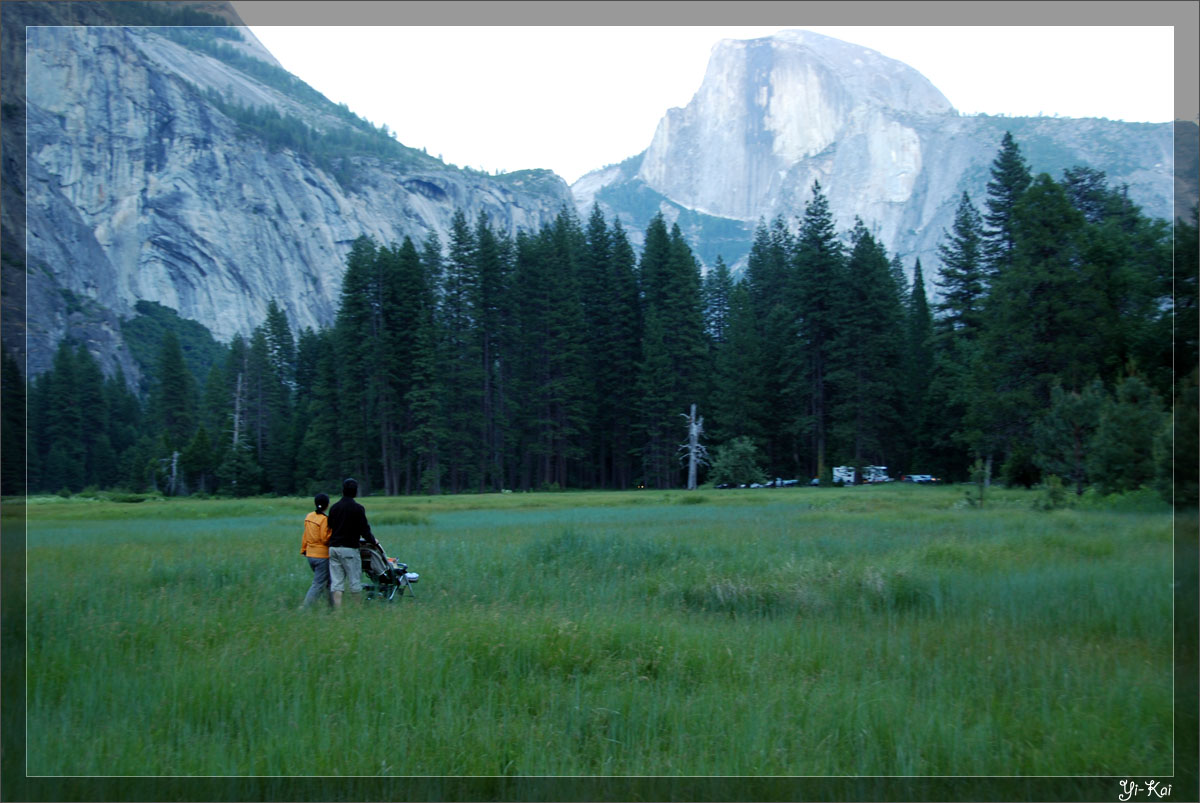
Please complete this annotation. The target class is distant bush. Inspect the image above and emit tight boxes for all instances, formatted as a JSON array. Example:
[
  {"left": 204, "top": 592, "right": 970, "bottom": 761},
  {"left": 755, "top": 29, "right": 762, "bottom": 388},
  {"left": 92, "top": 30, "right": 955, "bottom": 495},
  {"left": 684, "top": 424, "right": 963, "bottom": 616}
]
[
  {"left": 708, "top": 437, "right": 767, "bottom": 488},
  {"left": 1033, "top": 475, "right": 1071, "bottom": 511}
]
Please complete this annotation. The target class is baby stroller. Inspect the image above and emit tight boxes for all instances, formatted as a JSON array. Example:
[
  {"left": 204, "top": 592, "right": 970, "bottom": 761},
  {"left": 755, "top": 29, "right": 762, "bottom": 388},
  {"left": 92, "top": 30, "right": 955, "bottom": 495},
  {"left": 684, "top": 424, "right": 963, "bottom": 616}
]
[{"left": 359, "top": 538, "right": 419, "bottom": 601}]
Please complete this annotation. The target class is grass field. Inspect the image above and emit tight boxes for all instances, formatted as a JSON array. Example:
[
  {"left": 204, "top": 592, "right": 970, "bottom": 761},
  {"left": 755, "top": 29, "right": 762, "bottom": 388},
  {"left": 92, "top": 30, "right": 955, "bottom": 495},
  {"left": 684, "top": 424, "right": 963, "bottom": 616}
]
[{"left": 22, "top": 484, "right": 1175, "bottom": 778}]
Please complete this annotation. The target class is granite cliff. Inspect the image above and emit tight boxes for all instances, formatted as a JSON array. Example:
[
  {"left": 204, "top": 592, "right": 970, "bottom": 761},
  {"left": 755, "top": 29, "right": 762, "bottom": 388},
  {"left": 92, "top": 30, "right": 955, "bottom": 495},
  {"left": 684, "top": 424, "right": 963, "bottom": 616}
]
[
  {"left": 5, "top": 2, "right": 574, "bottom": 381},
  {"left": 574, "top": 30, "right": 1190, "bottom": 280}
]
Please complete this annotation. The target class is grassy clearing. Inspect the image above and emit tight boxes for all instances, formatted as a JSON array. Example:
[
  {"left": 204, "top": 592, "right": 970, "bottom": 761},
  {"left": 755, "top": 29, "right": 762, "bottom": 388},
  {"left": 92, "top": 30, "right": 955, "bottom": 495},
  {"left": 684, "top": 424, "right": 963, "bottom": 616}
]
[{"left": 24, "top": 485, "right": 1173, "bottom": 777}]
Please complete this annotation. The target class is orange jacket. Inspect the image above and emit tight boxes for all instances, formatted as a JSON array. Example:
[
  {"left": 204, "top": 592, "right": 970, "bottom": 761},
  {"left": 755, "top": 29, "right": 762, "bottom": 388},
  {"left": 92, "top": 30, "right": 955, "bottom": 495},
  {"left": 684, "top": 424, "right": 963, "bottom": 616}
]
[{"left": 300, "top": 511, "right": 331, "bottom": 558}]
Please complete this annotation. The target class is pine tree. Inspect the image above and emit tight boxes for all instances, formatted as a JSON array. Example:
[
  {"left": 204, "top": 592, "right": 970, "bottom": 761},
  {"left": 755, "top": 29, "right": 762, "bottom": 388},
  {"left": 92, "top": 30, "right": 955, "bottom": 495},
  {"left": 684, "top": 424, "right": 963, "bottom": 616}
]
[
  {"left": 72, "top": 344, "right": 114, "bottom": 489},
  {"left": 150, "top": 329, "right": 196, "bottom": 451},
  {"left": 403, "top": 232, "right": 449, "bottom": 495},
  {"left": 605, "top": 218, "right": 643, "bottom": 489},
  {"left": 333, "top": 234, "right": 380, "bottom": 489},
  {"left": 44, "top": 341, "right": 84, "bottom": 491},
  {"left": 976, "top": 173, "right": 1103, "bottom": 462},
  {"left": 1033, "top": 380, "right": 1105, "bottom": 496},
  {"left": 739, "top": 217, "right": 795, "bottom": 474},
  {"left": 788, "top": 181, "right": 845, "bottom": 482},
  {"left": 473, "top": 212, "right": 512, "bottom": 492},
  {"left": 905, "top": 258, "right": 935, "bottom": 473},
  {"left": 635, "top": 308, "right": 677, "bottom": 488},
  {"left": 827, "top": 220, "right": 907, "bottom": 480},
  {"left": 634, "top": 215, "right": 706, "bottom": 488},
  {"left": 181, "top": 425, "right": 216, "bottom": 494},
  {"left": 580, "top": 204, "right": 615, "bottom": 487},
  {"left": 936, "top": 192, "right": 988, "bottom": 337},
  {"left": 440, "top": 211, "right": 483, "bottom": 492},
  {"left": 0, "top": 346, "right": 24, "bottom": 495},
  {"left": 1087, "top": 375, "right": 1165, "bottom": 495},
  {"left": 708, "top": 281, "right": 767, "bottom": 449},
  {"left": 105, "top": 369, "right": 141, "bottom": 488},
  {"left": 982, "top": 131, "right": 1033, "bottom": 279},
  {"left": 702, "top": 255, "right": 734, "bottom": 345}
]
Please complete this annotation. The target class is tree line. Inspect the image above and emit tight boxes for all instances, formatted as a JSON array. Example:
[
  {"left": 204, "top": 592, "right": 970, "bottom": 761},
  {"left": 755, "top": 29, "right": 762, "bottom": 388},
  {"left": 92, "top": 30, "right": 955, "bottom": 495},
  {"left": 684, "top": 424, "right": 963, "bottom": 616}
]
[{"left": 11, "top": 133, "right": 1197, "bottom": 504}]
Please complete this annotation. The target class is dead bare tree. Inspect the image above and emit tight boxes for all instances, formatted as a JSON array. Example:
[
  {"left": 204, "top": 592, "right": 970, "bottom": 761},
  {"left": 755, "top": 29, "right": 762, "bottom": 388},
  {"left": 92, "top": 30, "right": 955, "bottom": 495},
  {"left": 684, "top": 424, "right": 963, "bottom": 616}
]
[{"left": 679, "top": 403, "right": 709, "bottom": 490}]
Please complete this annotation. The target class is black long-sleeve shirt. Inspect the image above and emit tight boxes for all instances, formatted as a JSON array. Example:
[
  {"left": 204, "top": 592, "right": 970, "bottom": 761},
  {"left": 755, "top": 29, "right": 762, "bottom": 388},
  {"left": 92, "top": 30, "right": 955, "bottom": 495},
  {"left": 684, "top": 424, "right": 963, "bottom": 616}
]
[{"left": 327, "top": 496, "right": 377, "bottom": 548}]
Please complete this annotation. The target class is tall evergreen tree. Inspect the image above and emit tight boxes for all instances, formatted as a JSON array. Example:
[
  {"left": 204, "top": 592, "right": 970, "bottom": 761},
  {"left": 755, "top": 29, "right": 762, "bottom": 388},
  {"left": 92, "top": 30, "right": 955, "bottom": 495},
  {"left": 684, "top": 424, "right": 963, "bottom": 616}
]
[
  {"left": 905, "top": 259, "right": 935, "bottom": 472},
  {"left": 982, "top": 131, "right": 1033, "bottom": 279},
  {"left": 827, "top": 220, "right": 907, "bottom": 480},
  {"left": 788, "top": 181, "right": 845, "bottom": 482},
  {"left": 73, "top": 344, "right": 115, "bottom": 488},
  {"left": 708, "top": 281, "right": 767, "bottom": 449},
  {"left": 634, "top": 215, "right": 706, "bottom": 488},
  {"left": 440, "top": 211, "right": 483, "bottom": 492},
  {"left": 1033, "top": 380, "right": 1105, "bottom": 496},
  {"left": 0, "top": 346, "right": 24, "bottom": 495},
  {"left": 604, "top": 218, "right": 643, "bottom": 489},
  {"left": 935, "top": 192, "right": 988, "bottom": 337},
  {"left": 1087, "top": 375, "right": 1165, "bottom": 495},
  {"left": 149, "top": 329, "right": 195, "bottom": 452},
  {"left": 42, "top": 341, "right": 85, "bottom": 491},
  {"left": 333, "top": 235, "right": 380, "bottom": 489},
  {"left": 473, "top": 212, "right": 513, "bottom": 492},
  {"left": 702, "top": 255, "right": 734, "bottom": 345},
  {"left": 738, "top": 217, "right": 796, "bottom": 474}
]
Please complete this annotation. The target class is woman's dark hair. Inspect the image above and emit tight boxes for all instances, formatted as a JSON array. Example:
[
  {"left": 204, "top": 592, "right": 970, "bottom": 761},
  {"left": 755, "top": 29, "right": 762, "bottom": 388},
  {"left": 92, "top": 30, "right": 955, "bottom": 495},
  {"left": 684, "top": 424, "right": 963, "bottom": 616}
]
[
  {"left": 314, "top": 493, "right": 329, "bottom": 512},
  {"left": 342, "top": 478, "right": 358, "bottom": 498}
]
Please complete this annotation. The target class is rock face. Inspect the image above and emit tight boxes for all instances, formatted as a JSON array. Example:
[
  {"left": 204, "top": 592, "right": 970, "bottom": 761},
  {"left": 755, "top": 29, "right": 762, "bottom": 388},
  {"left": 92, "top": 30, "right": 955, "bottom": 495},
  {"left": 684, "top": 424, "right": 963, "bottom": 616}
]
[
  {"left": 11, "top": 9, "right": 574, "bottom": 380},
  {"left": 576, "top": 30, "right": 1189, "bottom": 283}
]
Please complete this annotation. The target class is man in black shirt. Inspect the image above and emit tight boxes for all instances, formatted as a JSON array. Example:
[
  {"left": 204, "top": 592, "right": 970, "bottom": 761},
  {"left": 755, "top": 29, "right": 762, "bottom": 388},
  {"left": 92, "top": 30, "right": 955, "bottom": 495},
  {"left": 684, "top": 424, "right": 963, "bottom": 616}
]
[{"left": 326, "top": 477, "right": 379, "bottom": 609}]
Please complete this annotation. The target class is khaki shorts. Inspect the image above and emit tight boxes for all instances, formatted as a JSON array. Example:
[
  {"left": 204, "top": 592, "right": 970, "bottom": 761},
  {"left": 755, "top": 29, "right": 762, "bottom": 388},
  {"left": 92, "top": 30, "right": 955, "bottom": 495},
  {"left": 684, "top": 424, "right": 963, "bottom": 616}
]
[{"left": 328, "top": 546, "right": 363, "bottom": 593}]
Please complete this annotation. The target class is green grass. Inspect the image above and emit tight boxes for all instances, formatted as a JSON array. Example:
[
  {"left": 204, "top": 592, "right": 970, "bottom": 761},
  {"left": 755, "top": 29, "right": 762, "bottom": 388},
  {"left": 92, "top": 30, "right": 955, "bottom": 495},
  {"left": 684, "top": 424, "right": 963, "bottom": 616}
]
[{"left": 24, "top": 485, "right": 1173, "bottom": 777}]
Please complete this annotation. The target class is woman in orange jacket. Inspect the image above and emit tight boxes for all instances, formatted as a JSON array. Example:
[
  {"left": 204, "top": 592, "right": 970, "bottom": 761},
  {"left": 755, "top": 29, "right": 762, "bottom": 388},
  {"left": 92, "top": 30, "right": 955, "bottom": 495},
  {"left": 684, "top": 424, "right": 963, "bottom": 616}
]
[{"left": 300, "top": 493, "right": 333, "bottom": 608}]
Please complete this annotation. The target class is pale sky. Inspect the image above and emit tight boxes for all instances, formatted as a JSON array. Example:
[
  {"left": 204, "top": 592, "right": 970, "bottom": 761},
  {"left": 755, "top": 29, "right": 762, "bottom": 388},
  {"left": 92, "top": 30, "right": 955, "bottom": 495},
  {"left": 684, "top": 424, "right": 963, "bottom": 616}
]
[{"left": 243, "top": 24, "right": 1177, "bottom": 186}]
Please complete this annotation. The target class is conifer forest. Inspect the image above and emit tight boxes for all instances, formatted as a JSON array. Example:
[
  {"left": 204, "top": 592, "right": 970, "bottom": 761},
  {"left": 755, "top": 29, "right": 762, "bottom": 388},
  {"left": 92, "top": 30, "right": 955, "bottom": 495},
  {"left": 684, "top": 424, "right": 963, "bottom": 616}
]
[{"left": 11, "top": 134, "right": 1199, "bottom": 504}]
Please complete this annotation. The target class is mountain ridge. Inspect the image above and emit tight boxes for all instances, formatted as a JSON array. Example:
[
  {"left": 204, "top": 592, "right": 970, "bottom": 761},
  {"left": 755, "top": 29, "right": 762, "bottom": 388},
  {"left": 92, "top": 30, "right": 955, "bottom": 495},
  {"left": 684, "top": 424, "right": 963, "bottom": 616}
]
[{"left": 572, "top": 29, "right": 1191, "bottom": 281}]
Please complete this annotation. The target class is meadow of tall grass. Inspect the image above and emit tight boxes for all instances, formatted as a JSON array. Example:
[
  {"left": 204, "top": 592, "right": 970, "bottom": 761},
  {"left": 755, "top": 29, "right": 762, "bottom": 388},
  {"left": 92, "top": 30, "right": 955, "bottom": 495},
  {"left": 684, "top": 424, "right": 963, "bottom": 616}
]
[{"left": 22, "top": 484, "right": 1175, "bottom": 783}]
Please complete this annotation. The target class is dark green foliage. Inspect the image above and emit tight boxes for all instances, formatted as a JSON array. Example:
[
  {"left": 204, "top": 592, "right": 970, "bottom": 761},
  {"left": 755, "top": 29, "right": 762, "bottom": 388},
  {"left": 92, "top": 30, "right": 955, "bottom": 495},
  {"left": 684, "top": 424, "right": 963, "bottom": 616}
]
[
  {"left": 702, "top": 255, "right": 733, "bottom": 346},
  {"left": 120, "top": 300, "right": 225, "bottom": 394},
  {"left": 1163, "top": 371, "right": 1198, "bottom": 507},
  {"left": 180, "top": 426, "right": 216, "bottom": 495},
  {"left": 1088, "top": 375, "right": 1166, "bottom": 495},
  {"left": 216, "top": 441, "right": 263, "bottom": 497},
  {"left": 2, "top": 345, "right": 26, "bottom": 495},
  {"left": 634, "top": 215, "right": 707, "bottom": 488},
  {"left": 148, "top": 330, "right": 195, "bottom": 452},
  {"left": 1174, "top": 207, "right": 1199, "bottom": 384},
  {"left": 1033, "top": 382, "right": 1105, "bottom": 496},
  {"left": 935, "top": 193, "right": 987, "bottom": 337},
  {"left": 982, "top": 131, "right": 1033, "bottom": 277},
  {"left": 827, "top": 220, "right": 907, "bottom": 475},
  {"left": 25, "top": 132, "right": 1177, "bottom": 499},
  {"left": 788, "top": 182, "right": 846, "bottom": 481},
  {"left": 738, "top": 218, "right": 795, "bottom": 475},
  {"left": 904, "top": 260, "right": 935, "bottom": 472},
  {"left": 708, "top": 437, "right": 767, "bottom": 487}
]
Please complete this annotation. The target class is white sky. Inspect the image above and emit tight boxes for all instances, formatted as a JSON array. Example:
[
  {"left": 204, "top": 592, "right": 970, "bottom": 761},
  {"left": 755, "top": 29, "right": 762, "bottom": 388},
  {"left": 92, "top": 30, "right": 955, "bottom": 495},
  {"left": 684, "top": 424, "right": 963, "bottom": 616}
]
[{"left": 243, "top": 25, "right": 1176, "bottom": 185}]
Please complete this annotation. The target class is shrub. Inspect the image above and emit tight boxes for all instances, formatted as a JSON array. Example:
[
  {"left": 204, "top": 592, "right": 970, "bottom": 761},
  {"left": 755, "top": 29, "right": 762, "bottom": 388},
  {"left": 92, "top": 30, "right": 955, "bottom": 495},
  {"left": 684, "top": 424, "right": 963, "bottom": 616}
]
[
  {"left": 708, "top": 438, "right": 767, "bottom": 487},
  {"left": 1033, "top": 475, "right": 1071, "bottom": 511}
]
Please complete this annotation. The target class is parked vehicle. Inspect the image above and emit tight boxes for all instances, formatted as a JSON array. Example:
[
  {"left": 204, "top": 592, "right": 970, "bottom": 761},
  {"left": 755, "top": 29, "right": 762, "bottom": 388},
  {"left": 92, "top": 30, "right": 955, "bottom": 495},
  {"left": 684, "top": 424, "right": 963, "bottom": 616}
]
[{"left": 833, "top": 465, "right": 891, "bottom": 485}]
